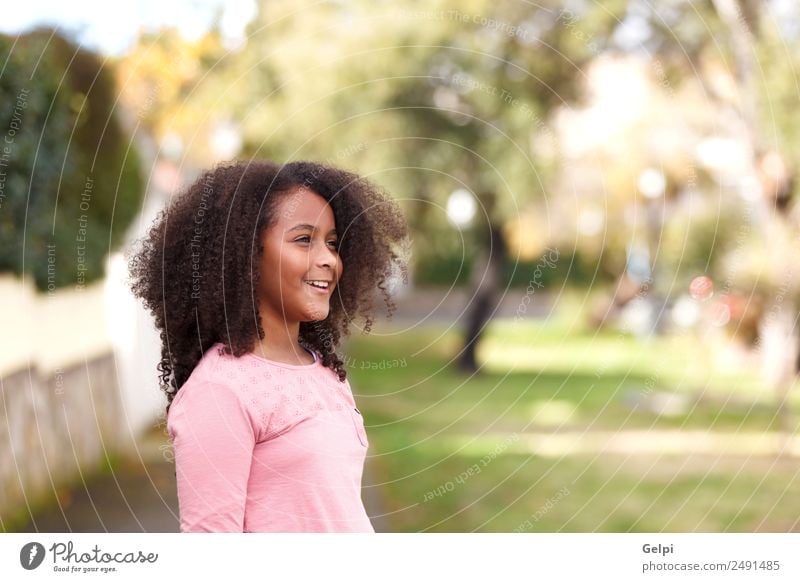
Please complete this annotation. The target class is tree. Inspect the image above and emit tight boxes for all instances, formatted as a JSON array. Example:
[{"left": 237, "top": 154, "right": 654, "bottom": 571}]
[
  {"left": 0, "top": 28, "right": 144, "bottom": 291},
  {"left": 626, "top": 0, "right": 800, "bottom": 430}
]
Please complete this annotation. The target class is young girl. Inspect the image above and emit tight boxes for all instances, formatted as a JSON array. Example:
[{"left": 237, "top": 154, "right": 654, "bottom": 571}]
[{"left": 127, "top": 160, "right": 409, "bottom": 532}]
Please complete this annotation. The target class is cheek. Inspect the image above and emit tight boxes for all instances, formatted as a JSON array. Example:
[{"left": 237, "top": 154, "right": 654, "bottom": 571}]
[
  {"left": 263, "top": 244, "right": 301, "bottom": 280},
  {"left": 259, "top": 250, "right": 289, "bottom": 295}
]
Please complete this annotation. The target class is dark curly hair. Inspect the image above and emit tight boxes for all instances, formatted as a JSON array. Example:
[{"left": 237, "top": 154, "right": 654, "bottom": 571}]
[{"left": 126, "top": 160, "right": 409, "bottom": 414}]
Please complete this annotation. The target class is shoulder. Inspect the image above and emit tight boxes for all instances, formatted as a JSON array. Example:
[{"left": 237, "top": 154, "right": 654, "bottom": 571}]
[
  {"left": 167, "top": 347, "right": 266, "bottom": 441},
  {"left": 169, "top": 342, "right": 288, "bottom": 433},
  {"left": 186, "top": 341, "right": 262, "bottom": 396},
  {"left": 167, "top": 378, "right": 266, "bottom": 444}
]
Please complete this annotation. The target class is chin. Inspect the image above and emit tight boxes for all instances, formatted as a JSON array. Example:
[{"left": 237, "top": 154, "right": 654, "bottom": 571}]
[{"left": 302, "top": 307, "right": 330, "bottom": 321}]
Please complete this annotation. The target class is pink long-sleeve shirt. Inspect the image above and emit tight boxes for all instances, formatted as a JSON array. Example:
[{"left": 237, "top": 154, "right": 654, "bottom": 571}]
[{"left": 166, "top": 342, "right": 375, "bottom": 533}]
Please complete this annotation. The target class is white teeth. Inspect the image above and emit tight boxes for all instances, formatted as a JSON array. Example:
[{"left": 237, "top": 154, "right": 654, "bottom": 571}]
[{"left": 305, "top": 280, "right": 329, "bottom": 289}]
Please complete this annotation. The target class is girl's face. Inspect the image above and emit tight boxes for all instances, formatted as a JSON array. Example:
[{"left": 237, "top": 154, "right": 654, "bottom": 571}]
[{"left": 258, "top": 187, "right": 343, "bottom": 323}]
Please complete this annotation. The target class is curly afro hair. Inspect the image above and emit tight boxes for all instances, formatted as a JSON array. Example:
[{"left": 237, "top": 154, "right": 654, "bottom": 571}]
[{"left": 127, "top": 160, "right": 410, "bottom": 414}]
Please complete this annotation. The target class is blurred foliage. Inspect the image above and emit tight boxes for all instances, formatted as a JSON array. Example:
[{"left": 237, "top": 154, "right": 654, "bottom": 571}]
[
  {"left": 115, "top": 0, "right": 800, "bottom": 297},
  {"left": 625, "top": 0, "right": 800, "bottom": 304},
  {"left": 116, "top": 26, "right": 228, "bottom": 141},
  {"left": 0, "top": 28, "right": 143, "bottom": 291},
  {"left": 416, "top": 244, "right": 595, "bottom": 289},
  {"left": 168, "top": 0, "right": 629, "bottom": 286},
  {"left": 756, "top": 22, "right": 800, "bottom": 168},
  {"left": 659, "top": 192, "right": 747, "bottom": 296}
]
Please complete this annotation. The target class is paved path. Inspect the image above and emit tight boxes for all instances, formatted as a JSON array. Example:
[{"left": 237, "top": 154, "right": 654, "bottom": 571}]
[
  {"left": 19, "top": 427, "right": 179, "bottom": 533},
  {"left": 372, "top": 287, "right": 553, "bottom": 324}
]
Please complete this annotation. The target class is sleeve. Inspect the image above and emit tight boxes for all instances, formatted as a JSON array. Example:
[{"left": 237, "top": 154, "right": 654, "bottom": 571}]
[{"left": 167, "top": 381, "right": 258, "bottom": 532}]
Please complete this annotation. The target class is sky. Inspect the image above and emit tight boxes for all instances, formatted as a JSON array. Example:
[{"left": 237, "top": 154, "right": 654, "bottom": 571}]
[
  {"left": 3, "top": 0, "right": 799, "bottom": 57},
  {"left": 0, "top": 0, "right": 257, "bottom": 55}
]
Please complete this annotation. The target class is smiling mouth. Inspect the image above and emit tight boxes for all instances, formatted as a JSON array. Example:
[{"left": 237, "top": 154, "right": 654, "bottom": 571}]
[{"left": 304, "top": 280, "right": 332, "bottom": 293}]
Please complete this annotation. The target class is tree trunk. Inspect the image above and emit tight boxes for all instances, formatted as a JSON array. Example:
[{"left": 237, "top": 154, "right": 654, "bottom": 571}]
[
  {"left": 759, "top": 300, "right": 799, "bottom": 436},
  {"left": 457, "top": 224, "right": 506, "bottom": 374}
]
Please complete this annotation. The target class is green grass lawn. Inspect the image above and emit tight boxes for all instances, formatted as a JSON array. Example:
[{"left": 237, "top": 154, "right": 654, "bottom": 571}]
[{"left": 346, "top": 319, "right": 800, "bottom": 532}]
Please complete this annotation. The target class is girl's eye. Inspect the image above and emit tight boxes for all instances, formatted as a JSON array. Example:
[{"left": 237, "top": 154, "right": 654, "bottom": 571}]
[{"left": 294, "top": 236, "right": 338, "bottom": 250}]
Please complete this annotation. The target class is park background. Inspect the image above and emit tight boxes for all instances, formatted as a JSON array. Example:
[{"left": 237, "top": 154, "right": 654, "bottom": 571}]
[{"left": 1, "top": 0, "right": 800, "bottom": 532}]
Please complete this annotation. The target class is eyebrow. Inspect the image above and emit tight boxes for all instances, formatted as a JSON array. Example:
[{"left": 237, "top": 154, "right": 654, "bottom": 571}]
[{"left": 286, "top": 223, "right": 338, "bottom": 235}]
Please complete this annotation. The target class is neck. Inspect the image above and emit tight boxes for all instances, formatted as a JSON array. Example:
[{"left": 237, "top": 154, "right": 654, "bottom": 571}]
[{"left": 253, "top": 307, "right": 305, "bottom": 360}]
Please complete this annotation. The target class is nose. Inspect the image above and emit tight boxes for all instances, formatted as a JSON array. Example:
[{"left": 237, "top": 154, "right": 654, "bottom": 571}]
[{"left": 313, "top": 240, "right": 338, "bottom": 272}]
